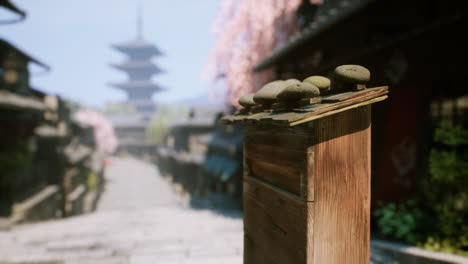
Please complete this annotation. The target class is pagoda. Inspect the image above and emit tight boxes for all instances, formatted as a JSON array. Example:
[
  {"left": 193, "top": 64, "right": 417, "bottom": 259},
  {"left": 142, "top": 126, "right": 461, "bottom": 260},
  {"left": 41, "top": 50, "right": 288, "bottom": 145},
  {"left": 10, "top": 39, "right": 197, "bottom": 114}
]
[
  {"left": 110, "top": 8, "right": 164, "bottom": 113},
  {"left": 107, "top": 8, "right": 164, "bottom": 155}
]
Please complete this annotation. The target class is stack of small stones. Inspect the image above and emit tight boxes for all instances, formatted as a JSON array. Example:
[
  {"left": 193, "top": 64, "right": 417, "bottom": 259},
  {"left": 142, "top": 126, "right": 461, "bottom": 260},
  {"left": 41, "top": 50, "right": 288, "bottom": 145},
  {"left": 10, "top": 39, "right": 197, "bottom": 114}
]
[{"left": 238, "top": 65, "right": 370, "bottom": 113}]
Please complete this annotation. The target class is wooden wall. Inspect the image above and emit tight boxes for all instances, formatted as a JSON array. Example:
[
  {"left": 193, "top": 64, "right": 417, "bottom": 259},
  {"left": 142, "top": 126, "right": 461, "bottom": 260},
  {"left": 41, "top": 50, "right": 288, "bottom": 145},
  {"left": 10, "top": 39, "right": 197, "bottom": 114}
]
[{"left": 243, "top": 106, "right": 371, "bottom": 264}]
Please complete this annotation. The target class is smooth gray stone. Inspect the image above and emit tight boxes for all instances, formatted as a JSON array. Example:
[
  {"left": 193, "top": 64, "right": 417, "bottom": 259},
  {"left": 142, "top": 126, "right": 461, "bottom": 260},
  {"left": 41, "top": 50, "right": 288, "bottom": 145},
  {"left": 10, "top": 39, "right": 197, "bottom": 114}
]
[
  {"left": 277, "top": 82, "right": 320, "bottom": 103},
  {"left": 284, "top": 79, "right": 301, "bottom": 85},
  {"left": 253, "top": 80, "right": 286, "bottom": 106},
  {"left": 303, "top": 76, "right": 331, "bottom": 90},
  {"left": 238, "top": 93, "right": 256, "bottom": 108},
  {"left": 334, "top": 65, "right": 370, "bottom": 84}
]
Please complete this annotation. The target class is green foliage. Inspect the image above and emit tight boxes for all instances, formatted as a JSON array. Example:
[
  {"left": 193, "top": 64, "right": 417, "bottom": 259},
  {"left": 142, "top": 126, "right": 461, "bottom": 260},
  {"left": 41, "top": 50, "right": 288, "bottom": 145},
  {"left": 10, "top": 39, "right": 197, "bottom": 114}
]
[
  {"left": 0, "top": 140, "right": 33, "bottom": 171},
  {"left": 374, "top": 120, "right": 468, "bottom": 255},
  {"left": 420, "top": 235, "right": 468, "bottom": 256},
  {"left": 104, "top": 103, "right": 136, "bottom": 114},
  {"left": 429, "top": 150, "right": 466, "bottom": 183},
  {"left": 374, "top": 200, "right": 425, "bottom": 244},
  {"left": 86, "top": 170, "right": 99, "bottom": 190},
  {"left": 146, "top": 104, "right": 189, "bottom": 143},
  {"left": 433, "top": 120, "right": 468, "bottom": 146},
  {"left": 426, "top": 121, "right": 468, "bottom": 250},
  {"left": 430, "top": 120, "right": 468, "bottom": 183}
]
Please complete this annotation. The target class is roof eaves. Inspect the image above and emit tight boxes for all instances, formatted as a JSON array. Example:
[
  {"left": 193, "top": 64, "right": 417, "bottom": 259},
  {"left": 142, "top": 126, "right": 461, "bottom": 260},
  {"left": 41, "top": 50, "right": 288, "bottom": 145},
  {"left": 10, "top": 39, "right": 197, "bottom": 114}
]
[
  {"left": 0, "top": 0, "right": 26, "bottom": 23},
  {"left": 253, "top": 0, "right": 374, "bottom": 72},
  {"left": 0, "top": 39, "right": 50, "bottom": 71}
]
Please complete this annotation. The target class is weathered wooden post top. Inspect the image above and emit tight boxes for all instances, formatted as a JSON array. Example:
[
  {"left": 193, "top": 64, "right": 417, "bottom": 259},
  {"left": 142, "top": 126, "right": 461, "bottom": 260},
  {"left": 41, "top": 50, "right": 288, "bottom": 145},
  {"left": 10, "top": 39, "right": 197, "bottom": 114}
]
[{"left": 222, "top": 65, "right": 388, "bottom": 264}]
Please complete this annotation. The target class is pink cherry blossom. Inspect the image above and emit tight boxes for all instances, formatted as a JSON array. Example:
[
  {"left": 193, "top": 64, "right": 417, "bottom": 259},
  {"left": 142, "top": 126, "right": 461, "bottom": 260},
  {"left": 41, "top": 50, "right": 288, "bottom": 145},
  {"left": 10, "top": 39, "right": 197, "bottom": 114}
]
[
  {"left": 74, "top": 109, "right": 118, "bottom": 154},
  {"left": 204, "top": 0, "right": 303, "bottom": 108}
]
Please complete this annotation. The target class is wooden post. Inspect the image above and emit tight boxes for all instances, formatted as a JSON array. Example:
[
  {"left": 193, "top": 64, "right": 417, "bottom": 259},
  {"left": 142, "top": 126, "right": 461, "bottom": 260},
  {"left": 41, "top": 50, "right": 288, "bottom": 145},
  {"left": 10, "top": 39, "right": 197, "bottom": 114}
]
[{"left": 224, "top": 86, "right": 388, "bottom": 264}]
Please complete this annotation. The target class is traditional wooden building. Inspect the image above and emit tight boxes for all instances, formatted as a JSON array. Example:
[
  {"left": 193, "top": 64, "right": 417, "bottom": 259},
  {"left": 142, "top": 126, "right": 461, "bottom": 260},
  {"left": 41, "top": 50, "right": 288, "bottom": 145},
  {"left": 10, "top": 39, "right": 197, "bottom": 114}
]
[
  {"left": 251, "top": 0, "right": 468, "bottom": 204},
  {"left": 0, "top": 0, "right": 26, "bottom": 23},
  {"left": 156, "top": 105, "right": 244, "bottom": 208},
  {"left": 199, "top": 121, "right": 243, "bottom": 203},
  {"left": 0, "top": 39, "right": 59, "bottom": 225},
  {"left": 0, "top": 38, "right": 104, "bottom": 227},
  {"left": 157, "top": 106, "right": 221, "bottom": 192}
]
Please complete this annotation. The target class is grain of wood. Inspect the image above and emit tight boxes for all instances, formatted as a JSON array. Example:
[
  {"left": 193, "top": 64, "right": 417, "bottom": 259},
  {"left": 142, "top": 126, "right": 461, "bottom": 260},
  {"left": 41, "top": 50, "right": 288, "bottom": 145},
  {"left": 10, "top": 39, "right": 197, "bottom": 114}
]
[
  {"left": 247, "top": 158, "right": 302, "bottom": 195},
  {"left": 258, "top": 87, "right": 387, "bottom": 125},
  {"left": 244, "top": 142, "right": 306, "bottom": 169},
  {"left": 242, "top": 95, "right": 381, "bottom": 264},
  {"left": 301, "top": 149, "right": 315, "bottom": 201},
  {"left": 244, "top": 139, "right": 307, "bottom": 195},
  {"left": 244, "top": 130, "right": 309, "bottom": 151},
  {"left": 243, "top": 176, "right": 307, "bottom": 264},
  {"left": 287, "top": 96, "right": 386, "bottom": 127},
  {"left": 312, "top": 105, "right": 371, "bottom": 264},
  {"left": 223, "top": 86, "right": 387, "bottom": 127}
]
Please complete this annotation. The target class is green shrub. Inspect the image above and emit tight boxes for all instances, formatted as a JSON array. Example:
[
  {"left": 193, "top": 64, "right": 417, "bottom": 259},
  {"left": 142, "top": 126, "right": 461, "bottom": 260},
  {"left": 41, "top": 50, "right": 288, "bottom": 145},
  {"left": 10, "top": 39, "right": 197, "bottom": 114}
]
[
  {"left": 374, "top": 120, "right": 468, "bottom": 255},
  {"left": 86, "top": 170, "right": 99, "bottom": 190},
  {"left": 373, "top": 200, "right": 425, "bottom": 244},
  {"left": 146, "top": 104, "right": 189, "bottom": 143}
]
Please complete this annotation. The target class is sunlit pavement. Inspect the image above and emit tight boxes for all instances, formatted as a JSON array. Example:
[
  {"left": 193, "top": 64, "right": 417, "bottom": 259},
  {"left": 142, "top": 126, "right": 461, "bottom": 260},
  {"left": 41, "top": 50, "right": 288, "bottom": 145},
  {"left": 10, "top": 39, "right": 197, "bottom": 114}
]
[
  {"left": 0, "top": 158, "right": 243, "bottom": 264},
  {"left": 0, "top": 158, "right": 396, "bottom": 264}
]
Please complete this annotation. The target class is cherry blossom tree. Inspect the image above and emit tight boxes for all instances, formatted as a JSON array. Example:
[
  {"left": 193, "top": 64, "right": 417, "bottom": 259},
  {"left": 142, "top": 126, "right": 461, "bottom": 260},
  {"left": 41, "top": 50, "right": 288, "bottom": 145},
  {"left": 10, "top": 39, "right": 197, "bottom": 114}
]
[
  {"left": 205, "top": 0, "right": 311, "bottom": 108},
  {"left": 74, "top": 109, "right": 118, "bottom": 154}
]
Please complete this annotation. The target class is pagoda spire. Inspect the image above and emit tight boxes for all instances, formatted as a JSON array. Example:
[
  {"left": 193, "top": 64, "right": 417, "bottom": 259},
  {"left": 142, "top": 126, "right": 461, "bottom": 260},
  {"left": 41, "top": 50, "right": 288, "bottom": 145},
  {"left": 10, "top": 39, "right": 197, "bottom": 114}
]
[{"left": 137, "top": 5, "right": 143, "bottom": 40}]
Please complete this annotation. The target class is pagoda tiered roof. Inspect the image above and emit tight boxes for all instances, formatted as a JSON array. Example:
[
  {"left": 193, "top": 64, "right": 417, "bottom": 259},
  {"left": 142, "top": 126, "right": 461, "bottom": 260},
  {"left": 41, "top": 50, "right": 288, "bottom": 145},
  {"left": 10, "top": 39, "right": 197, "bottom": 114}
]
[
  {"left": 110, "top": 61, "right": 163, "bottom": 75},
  {"left": 112, "top": 39, "right": 162, "bottom": 58},
  {"left": 108, "top": 7, "right": 166, "bottom": 115},
  {"left": 109, "top": 80, "right": 164, "bottom": 92}
]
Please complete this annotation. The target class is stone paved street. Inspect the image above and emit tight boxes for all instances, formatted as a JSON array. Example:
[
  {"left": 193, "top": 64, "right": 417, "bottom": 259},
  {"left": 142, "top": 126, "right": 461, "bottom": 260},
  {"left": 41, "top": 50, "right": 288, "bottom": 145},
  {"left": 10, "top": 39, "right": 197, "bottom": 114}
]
[
  {"left": 0, "top": 158, "right": 243, "bottom": 264},
  {"left": 0, "top": 158, "right": 396, "bottom": 264}
]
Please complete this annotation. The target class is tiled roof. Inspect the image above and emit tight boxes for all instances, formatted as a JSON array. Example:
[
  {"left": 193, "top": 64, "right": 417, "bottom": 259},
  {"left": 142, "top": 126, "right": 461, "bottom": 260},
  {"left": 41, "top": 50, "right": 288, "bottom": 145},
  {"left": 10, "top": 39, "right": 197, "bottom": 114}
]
[
  {"left": 110, "top": 61, "right": 164, "bottom": 74},
  {"left": 0, "top": 39, "right": 50, "bottom": 71},
  {"left": 109, "top": 80, "right": 164, "bottom": 91},
  {"left": 112, "top": 39, "right": 163, "bottom": 56},
  {"left": 0, "top": 0, "right": 26, "bottom": 19}
]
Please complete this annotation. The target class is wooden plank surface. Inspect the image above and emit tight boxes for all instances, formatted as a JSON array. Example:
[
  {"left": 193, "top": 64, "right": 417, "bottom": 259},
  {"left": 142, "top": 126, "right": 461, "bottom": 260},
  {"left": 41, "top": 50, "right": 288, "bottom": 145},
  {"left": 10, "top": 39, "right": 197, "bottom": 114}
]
[
  {"left": 244, "top": 129, "right": 309, "bottom": 151},
  {"left": 287, "top": 96, "right": 386, "bottom": 127},
  {"left": 301, "top": 148, "right": 315, "bottom": 201},
  {"left": 321, "top": 86, "right": 388, "bottom": 103},
  {"left": 245, "top": 127, "right": 317, "bottom": 200},
  {"left": 247, "top": 158, "right": 302, "bottom": 195},
  {"left": 222, "top": 86, "right": 388, "bottom": 127},
  {"left": 244, "top": 142, "right": 306, "bottom": 169},
  {"left": 312, "top": 105, "right": 371, "bottom": 264},
  {"left": 244, "top": 141, "right": 306, "bottom": 195},
  {"left": 244, "top": 234, "right": 271, "bottom": 264},
  {"left": 240, "top": 93, "right": 380, "bottom": 263},
  {"left": 243, "top": 176, "right": 311, "bottom": 264},
  {"left": 269, "top": 94, "right": 386, "bottom": 126}
]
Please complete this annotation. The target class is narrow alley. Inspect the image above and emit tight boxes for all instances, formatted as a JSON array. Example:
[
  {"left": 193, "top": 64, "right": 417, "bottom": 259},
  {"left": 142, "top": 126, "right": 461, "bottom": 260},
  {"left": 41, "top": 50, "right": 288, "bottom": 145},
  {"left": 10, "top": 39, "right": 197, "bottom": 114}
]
[
  {"left": 2, "top": 1, "right": 467, "bottom": 263},
  {"left": 0, "top": 158, "right": 243, "bottom": 264}
]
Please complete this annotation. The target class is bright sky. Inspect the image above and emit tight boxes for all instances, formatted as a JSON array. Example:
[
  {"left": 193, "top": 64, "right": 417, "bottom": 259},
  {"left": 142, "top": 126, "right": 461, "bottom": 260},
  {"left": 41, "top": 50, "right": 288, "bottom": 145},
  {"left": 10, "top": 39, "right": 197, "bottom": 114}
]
[{"left": 1, "top": 0, "right": 222, "bottom": 108}]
